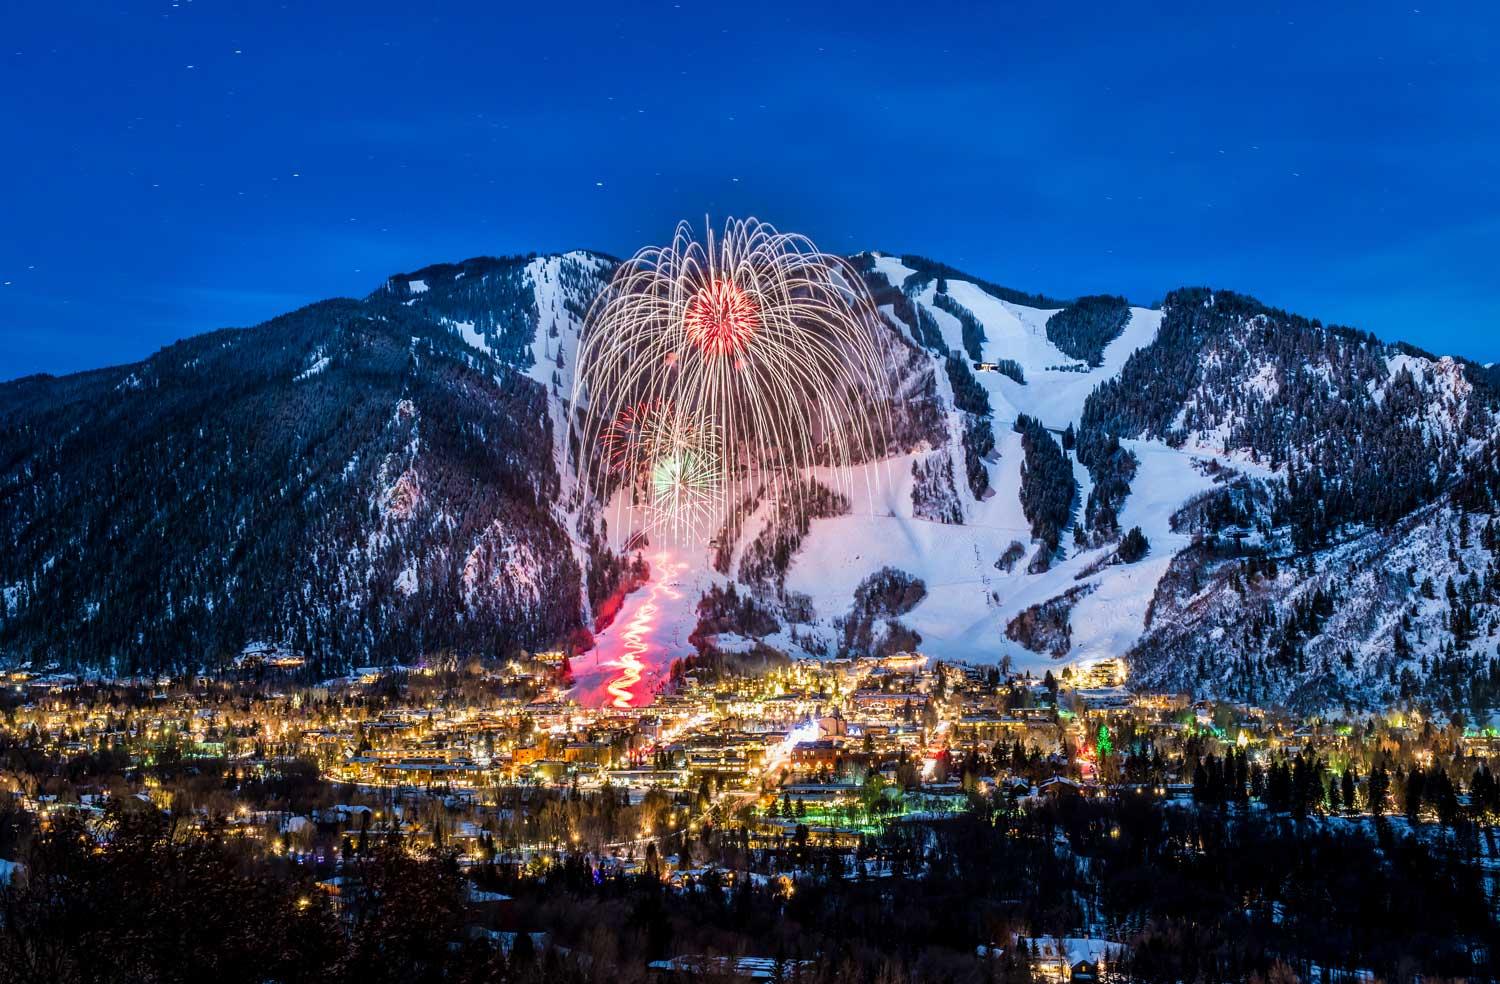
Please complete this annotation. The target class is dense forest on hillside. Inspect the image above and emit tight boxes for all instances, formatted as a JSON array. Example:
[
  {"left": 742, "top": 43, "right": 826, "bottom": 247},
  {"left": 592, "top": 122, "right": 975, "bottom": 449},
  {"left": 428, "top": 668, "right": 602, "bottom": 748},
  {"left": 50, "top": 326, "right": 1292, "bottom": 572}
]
[
  {"left": 1013, "top": 414, "right": 1077, "bottom": 567},
  {"left": 944, "top": 354, "right": 990, "bottom": 417},
  {"left": 897, "top": 254, "right": 1068, "bottom": 309},
  {"left": 384, "top": 256, "right": 543, "bottom": 365},
  {"left": 0, "top": 261, "right": 586, "bottom": 676},
  {"left": 854, "top": 260, "right": 947, "bottom": 355},
  {"left": 1075, "top": 426, "right": 1137, "bottom": 542},
  {"left": 961, "top": 416, "right": 995, "bottom": 500},
  {"left": 1045, "top": 294, "right": 1130, "bottom": 366},
  {"left": 931, "top": 285, "right": 987, "bottom": 362},
  {"left": 1082, "top": 288, "right": 1495, "bottom": 551},
  {"left": 911, "top": 453, "right": 965, "bottom": 525}
]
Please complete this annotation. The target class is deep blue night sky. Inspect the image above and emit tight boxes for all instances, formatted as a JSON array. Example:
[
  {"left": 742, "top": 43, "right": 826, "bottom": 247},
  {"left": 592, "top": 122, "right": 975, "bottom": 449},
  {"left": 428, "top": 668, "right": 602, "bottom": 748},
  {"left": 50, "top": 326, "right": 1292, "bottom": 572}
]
[{"left": 2, "top": 1, "right": 1497, "bottom": 379}]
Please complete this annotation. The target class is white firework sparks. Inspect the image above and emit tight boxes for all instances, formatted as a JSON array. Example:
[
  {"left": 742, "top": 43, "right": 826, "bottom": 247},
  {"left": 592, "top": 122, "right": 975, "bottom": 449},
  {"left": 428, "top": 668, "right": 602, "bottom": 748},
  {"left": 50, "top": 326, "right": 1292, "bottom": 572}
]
[
  {"left": 648, "top": 448, "right": 720, "bottom": 538},
  {"left": 572, "top": 217, "right": 893, "bottom": 544}
]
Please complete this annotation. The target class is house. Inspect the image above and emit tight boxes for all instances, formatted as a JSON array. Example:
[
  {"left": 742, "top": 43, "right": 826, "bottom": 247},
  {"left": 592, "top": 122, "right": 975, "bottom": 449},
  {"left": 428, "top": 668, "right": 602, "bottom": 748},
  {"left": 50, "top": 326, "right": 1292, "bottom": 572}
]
[
  {"left": 1003, "top": 777, "right": 1033, "bottom": 798},
  {"left": 646, "top": 955, "right": 817, "bottom": 980},
  {"left": 984, "top": 937, "right": 1121, "bottom": 983},
  {"left": 1074, "top": 687, "right": 1131, "bottom": 712},
  {"left": 1039, "top": 775, "right": 1083, "bottom": 800},
  {"left": 790, "top": 738, "right": 847, "bottom": 770}
]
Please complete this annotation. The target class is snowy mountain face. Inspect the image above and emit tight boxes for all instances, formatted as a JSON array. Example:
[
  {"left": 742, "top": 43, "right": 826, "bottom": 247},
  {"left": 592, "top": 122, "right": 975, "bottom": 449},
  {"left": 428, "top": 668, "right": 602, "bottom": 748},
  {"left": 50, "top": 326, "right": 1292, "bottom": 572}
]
[
  {"left": 3, "top": 250, "right": 1498, "bottom": 713},
  {"left": 1088, "top": 290, "right": 1500, "bottom": 713},
  {"left": 0, "top": 254, "right": 613, "bottom": 676}
]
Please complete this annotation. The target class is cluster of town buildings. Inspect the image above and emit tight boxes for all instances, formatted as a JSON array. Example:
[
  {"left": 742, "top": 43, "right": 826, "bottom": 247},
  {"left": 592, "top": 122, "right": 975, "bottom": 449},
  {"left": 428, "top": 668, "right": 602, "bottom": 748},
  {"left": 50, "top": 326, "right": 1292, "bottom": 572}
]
[
  {"left": 9, "top": 651, "right": 1496, "bottom": 980},
  {"left": 2, "top": 649, "right": 1487, "bottom": 864}
]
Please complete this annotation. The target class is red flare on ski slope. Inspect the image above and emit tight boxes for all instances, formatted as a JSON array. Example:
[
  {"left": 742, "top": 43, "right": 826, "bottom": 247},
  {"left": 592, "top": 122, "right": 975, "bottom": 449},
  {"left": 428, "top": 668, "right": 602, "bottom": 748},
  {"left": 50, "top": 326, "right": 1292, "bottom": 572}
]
[{"left": 588, "top": 554, "right": 686, "bottom": 708}]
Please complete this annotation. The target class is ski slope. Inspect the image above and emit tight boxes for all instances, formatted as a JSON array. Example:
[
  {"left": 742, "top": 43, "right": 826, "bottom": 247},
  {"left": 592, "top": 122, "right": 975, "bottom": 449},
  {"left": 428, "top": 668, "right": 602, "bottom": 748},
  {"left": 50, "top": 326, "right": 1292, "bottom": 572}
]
[{"left": 558, "top": 254, "right": 1251, "bottom": 697}]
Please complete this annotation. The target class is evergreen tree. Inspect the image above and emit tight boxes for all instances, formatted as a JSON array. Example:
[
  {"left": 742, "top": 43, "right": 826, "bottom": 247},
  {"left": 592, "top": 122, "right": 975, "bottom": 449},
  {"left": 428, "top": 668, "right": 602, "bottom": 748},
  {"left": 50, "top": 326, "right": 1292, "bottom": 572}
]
[{"left": 1118, "top": 527, "right": 1149, "bottom": 563}]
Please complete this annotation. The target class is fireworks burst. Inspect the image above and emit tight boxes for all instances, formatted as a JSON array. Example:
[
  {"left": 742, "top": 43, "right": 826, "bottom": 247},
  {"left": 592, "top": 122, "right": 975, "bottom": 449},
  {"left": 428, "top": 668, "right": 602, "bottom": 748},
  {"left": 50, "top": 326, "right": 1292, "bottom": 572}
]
[
  {"left": 648, "top": 449, "right": 719, "bottom": 535},
  {"left": 600, "top": 399, "right": 678, "bottom": 475},
  {"left": 573, "top": 217, "right": 892, "bottom": 543},
  {"left": 682, "top": 277, "right": 759, "bottom": 356}
]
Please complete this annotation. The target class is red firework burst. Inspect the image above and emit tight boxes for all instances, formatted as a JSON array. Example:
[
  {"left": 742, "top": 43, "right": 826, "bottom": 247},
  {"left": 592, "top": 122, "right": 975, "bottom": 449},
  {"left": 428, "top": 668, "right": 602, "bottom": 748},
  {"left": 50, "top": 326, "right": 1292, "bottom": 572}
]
[
  {"left": 683, "top": 278, "right": 758, "bottom": 356},
  {"left": 600, "top": 400, "right": 662, "bottom": 475},
  {"left": 600, "top": 399, "right": 705, "bottom": 477}
]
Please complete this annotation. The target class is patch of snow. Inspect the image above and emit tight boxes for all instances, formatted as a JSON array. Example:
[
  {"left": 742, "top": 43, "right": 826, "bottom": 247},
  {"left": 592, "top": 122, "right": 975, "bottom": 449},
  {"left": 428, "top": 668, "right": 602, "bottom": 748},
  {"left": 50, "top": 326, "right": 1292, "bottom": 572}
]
[
  {"left": 446, "top": 318, "right": 490, "bottom": 356},
  {"left": 461, "top": 521, "right": 546, "bottom": 608},
  {"left": 778, "top": 435, "right": 1219, "bottom": 675},
  {"left": 871, "top": 253, "right": 916, "bottom": 289},
  {"left": 917, "top": 281, "right": 1164, "bottom": 430},
  {"left": 294, "top": 351, "right": 330, "bottom": 381},
  {"left": 394, "top": 564, "right": 418, "bottom": 597},
  {"left": 1243, "top": 360, "right": 1279, "bottom": 399}
]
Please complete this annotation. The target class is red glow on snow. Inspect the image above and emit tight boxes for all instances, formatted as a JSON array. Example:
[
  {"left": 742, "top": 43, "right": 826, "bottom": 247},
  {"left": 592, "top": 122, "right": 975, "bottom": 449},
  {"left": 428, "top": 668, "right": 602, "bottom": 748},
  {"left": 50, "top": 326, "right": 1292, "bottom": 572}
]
[
  {"left": 605, "top": 597, "right": 654, "bottom": 708},
  {"left": 683, "top": 279, "right": 758, "bottom": 356},
  {"left": 577, "top": 552, "right": 686, "bottom": 709}
]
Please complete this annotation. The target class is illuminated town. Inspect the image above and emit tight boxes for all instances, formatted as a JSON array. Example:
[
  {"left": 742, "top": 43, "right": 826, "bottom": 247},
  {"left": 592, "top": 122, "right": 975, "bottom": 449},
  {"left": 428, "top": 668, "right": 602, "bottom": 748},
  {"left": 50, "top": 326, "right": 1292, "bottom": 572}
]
[
  {"left": 4, "top": 649, "right": 1097, "bottom": 858},
  {"left": 6, "top": 645, "right": 1496, "bottom": 863},
  {"left": 5, "top": 4, "right": 1500, "bottom": 979},
  {"left": 6, "top": 629, "right": 1500, "bottom": 980}
]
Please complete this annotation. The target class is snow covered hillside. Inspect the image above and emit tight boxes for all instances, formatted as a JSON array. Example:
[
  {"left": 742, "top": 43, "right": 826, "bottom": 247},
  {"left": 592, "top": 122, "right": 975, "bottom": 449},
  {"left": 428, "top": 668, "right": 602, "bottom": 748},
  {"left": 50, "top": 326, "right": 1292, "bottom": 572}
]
[
  {"left": 4, "top": 247, "right": 1497, "bottom": 713},
  {"left": 771, "top": 255, "right": 1211, "bottom": 676},
  {"left": 562, "top": 256, "right": 1500, "bottom": 712}
]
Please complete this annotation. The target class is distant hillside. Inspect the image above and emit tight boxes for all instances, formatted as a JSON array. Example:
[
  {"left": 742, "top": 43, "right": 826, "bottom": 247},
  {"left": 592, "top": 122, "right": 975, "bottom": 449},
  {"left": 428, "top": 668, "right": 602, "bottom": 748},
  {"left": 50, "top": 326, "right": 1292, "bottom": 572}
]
[
  {"left": 0, "top": 255, "right": 614, "bottom": 676},
  {"left": 4, "top": 248, "right": 1500, "bottom": 715}
]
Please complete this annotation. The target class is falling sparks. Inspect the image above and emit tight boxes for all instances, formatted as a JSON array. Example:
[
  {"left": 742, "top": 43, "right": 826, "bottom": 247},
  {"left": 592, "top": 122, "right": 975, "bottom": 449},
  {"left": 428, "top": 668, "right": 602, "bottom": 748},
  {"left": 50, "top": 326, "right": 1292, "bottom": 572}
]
[{"left": 648, "top": 448, "right": 719, "bottom": 536}]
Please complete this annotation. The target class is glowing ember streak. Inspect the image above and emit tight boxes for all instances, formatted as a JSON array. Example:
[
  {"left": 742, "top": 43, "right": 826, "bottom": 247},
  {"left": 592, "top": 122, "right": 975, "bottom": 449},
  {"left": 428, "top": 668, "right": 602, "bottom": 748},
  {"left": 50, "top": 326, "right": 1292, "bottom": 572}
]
[
  {"left": 683, "top": 277, "right": 758, "bottom": 356},
  {"left": 605, "top": 599, "right": 654, "bottom": 707},
  {"left": 602, "top": 553, "right": 684, "bottom": 707}
]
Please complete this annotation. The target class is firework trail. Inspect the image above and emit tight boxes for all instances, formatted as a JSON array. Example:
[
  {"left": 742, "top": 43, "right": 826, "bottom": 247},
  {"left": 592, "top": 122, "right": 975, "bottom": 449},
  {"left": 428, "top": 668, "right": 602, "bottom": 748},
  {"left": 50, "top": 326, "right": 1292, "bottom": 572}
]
[
  {"left": 603, "top": 553, "right": 686, "bottom": 708},
  {"left": 572, "top": 217, "right": 894, "bottom": 545}
]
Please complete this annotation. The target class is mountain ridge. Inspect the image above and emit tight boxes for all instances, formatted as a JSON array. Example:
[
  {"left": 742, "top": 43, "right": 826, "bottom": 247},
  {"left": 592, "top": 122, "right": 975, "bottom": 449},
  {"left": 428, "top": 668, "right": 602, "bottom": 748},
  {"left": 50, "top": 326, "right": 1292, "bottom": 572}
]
[{"left": 4, "top": 247, "right": 1497, "bottom": 714}]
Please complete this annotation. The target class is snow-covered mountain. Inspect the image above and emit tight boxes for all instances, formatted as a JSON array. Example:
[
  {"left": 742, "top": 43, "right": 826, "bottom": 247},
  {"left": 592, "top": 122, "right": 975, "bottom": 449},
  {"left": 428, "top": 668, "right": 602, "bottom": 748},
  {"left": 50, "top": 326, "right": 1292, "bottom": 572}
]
[{"left": 4, "top": 248, "right": 1497, "bottom": 712}]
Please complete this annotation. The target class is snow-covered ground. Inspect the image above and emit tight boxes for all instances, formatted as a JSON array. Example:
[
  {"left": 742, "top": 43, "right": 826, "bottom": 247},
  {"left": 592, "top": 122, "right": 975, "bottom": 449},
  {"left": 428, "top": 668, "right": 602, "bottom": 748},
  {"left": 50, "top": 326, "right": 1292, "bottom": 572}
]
[
  {"left": 548, "top": 258, "right": 1268, "bottom": 696},
  {"left": 967, "top": 299, "right": 1162, "bottom": 430},
  {"left": 779, "top": 274, "right": 1196, "bottom": 673},
  {"left": 781, "top": 436, "right": 1219, "bottom": 675}
]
